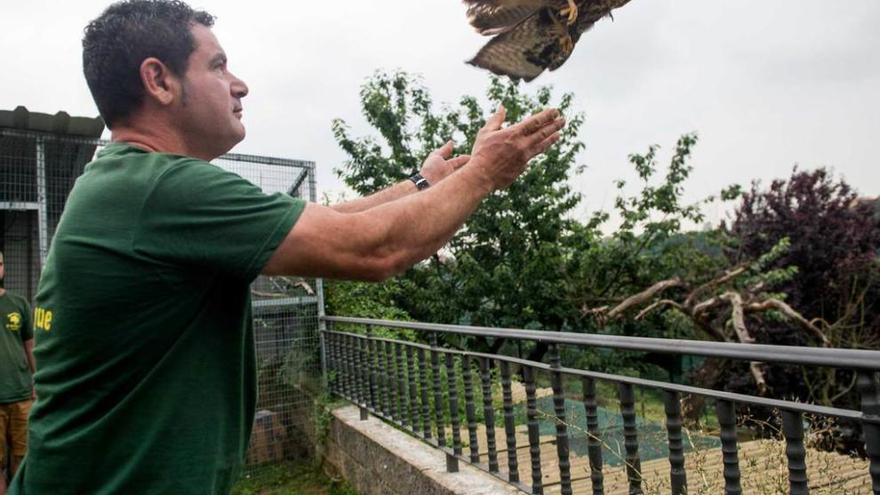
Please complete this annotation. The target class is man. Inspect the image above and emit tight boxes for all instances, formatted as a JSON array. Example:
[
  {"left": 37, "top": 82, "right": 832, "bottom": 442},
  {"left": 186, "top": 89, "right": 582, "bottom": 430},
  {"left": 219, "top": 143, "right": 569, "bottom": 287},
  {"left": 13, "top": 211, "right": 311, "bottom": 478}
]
[
  {"left": 0, "top": 252, "right": 35, "bottom": 495},
  {"left": 10, "top": 1, "right": 564, "bottom": 494}
]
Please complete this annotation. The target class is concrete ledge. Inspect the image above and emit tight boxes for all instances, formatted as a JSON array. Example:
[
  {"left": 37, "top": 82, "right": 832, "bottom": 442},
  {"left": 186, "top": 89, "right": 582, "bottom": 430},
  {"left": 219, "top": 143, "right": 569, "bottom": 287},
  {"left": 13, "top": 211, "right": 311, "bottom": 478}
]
[{"left": 325, "top": 405, "right": 522, "bottom": 495}]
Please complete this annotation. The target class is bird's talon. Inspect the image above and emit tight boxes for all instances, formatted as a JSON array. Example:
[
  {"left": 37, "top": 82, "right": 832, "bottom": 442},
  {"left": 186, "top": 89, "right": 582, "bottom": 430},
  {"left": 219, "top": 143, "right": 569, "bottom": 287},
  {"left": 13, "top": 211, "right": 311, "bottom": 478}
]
[
  {"left": 559, "top": 35, "right": 573, "bottom": 55},
  {"left": 560, "top": 0, "right": 578, "bottom": 25}
]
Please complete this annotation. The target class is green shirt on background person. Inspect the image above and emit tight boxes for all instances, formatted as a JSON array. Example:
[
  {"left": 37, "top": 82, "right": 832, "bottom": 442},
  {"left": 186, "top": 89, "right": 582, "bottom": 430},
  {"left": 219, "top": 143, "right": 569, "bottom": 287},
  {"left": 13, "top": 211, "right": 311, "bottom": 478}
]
[
  {"left": 11, "top": 143, "right": 304, "bottom": 494},
  {"left": 0, "top": 292, "right": 32, "bottom": 404}
]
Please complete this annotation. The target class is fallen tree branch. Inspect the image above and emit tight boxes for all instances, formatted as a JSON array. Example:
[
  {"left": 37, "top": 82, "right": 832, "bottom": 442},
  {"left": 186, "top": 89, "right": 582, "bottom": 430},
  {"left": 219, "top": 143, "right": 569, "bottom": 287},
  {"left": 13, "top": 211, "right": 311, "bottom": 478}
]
[
  {"left": 635, "top": 299, "right": 685, "bottom": 320},
  {"left": 721, "top": 292, "right": 769, "bottom": 394},
  {"left": 606, "top": 277, "right": 684, "bottom": 319},
  {"left": 745, "top": 299, "right": 831, "bottom": 347},
  {"left": 685, "top": 265, "right": 748, "bottom": 307}
]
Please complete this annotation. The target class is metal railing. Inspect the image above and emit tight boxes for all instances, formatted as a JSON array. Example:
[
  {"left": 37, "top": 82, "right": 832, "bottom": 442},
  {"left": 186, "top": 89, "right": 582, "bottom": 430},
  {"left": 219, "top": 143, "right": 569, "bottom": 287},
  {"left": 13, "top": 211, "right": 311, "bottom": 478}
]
[{"left": 321, "top": 315, "right": 880, "bottom": 495}]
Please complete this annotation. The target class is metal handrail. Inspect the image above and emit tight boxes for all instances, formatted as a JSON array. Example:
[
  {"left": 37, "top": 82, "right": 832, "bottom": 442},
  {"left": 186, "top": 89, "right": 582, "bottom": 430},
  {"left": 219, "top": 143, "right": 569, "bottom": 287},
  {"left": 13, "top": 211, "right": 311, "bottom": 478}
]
[
  {"left": 322, "top": 315, "right": 880, "bottom": 371},
  {"left": 329, "top": 329, "right": 864, "bottom": 421},
  {"left": 321, "top": 315, "right": 880, "bottom": 495}
]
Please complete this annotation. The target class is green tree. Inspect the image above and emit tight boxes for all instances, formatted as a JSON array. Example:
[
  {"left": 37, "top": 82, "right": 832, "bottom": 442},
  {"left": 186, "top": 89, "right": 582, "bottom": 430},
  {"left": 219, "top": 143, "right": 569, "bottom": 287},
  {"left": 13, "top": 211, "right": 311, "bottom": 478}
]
[
  {"left": 330, "top": 71, "right": 735, "bottom": 374},
  {"left": 567, "top": 134, "right": 738, "bottom": 379},
  {"left": 332, "top": 71, "right": 586, "bottom": 353}
]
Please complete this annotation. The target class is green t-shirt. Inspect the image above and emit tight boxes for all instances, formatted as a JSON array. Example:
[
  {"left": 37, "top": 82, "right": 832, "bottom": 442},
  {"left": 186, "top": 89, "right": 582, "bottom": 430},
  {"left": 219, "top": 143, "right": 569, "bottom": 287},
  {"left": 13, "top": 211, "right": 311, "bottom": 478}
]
[
  {"left": 0, "top": 291, "right": 33, "bottom": 403},
  {"left": 10, "top": 143, "right": 304, "bottom": 495}
]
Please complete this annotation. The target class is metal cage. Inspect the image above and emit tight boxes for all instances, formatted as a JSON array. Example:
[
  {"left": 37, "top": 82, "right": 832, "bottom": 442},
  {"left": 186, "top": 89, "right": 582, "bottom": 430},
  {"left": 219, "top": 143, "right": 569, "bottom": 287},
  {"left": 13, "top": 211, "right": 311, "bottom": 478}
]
[{"left": 0, "top": 125, "right": 323, "bottom": 472}]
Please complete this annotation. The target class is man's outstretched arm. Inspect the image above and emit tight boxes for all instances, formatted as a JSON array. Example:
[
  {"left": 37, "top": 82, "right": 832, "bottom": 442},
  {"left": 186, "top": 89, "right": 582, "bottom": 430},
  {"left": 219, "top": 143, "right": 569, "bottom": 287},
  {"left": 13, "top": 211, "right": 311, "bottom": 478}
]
[
  {"left": 263, "top": 106, "right": 564, "bottom": 281},
  {"left": 330, "top": 141, "right": 470, "bottom": 214}
]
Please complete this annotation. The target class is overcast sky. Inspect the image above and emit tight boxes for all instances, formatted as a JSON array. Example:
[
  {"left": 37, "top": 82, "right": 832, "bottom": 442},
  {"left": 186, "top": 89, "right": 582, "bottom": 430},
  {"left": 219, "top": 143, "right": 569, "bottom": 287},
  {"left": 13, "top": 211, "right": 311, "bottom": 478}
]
[{"left": 2, "top": 0, "right": 878, "bottom": 226}]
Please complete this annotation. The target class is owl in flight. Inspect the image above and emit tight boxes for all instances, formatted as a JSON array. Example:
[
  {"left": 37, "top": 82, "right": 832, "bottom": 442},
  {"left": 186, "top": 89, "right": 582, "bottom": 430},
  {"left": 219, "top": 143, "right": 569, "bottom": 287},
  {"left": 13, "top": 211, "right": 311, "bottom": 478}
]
[{"left": 464, "top": 0, "right": 632, "bottom": 82}]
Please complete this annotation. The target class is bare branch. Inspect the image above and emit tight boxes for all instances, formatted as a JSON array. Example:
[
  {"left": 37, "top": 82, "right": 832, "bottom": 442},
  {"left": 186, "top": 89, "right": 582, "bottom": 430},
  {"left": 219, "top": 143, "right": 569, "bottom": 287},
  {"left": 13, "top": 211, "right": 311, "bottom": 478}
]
[
  {"left": 580, "top": 305, "right": 609, "bottom": 317},
  {"left": 721, "top": 292, "right": 769, "bottom": 394},
  {"left": 606, "top": 277, "right": 684, "bottom": 319},
  {"left": 745, "top": 299, "right": 832, "bottom": 347},
  {"left": 685, "top": 265, "right": 748, "bottom": 307},
  {"left": 749, "top": 362, "right": 769, "bottom": 395},
  {"left": 721, "top": 292, "right": 753, "bottom": 343},
  {"left": 692, "top": 296, "right": 724, "bottom": 317},
  {"left": 635, "top": 299, "right": 685, "bottom": 320}
]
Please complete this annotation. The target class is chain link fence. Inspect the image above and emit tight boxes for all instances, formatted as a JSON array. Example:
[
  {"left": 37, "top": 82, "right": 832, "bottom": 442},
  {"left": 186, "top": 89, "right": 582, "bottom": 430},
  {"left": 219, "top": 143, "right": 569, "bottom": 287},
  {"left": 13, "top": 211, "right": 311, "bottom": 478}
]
[{"left": 0, "top": 128, "right": 323, "bottom": 477}]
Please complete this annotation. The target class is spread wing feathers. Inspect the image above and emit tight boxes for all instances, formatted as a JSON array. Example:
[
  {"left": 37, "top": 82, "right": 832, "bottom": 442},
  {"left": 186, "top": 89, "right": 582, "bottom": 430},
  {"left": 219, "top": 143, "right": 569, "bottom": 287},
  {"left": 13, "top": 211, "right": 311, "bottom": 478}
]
[
  {"left": 467, "top": 8, "right": 568, "bottom": 82},
  {"left": 465, "top": 0, "right": 552, "bottom": 35},
  {"left": 465, "top": 0, "right": 634, "bottom": 81}
]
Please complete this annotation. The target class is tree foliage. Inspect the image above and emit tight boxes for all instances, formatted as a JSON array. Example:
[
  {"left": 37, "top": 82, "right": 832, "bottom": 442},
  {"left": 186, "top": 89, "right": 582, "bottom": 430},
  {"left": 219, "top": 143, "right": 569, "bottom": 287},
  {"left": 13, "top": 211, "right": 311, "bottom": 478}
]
[
  {"left": 725, "top": 168, "right": 880, "bottom": 417},
  {"left": 332, "top": 71, "right": 586, "bottom": 342},
  {"left": 329, "top": 71, "right": 736, "bottom": 373},
  {"left": 731, "top": 167, "right": 880, "bottom": 337}
]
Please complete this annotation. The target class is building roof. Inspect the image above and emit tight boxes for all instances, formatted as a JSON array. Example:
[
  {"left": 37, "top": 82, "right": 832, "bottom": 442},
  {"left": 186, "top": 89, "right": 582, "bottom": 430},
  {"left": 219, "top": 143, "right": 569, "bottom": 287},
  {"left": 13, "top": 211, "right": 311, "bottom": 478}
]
[{"left": 0, "top": 106, "right": 104, "bottom": 138}]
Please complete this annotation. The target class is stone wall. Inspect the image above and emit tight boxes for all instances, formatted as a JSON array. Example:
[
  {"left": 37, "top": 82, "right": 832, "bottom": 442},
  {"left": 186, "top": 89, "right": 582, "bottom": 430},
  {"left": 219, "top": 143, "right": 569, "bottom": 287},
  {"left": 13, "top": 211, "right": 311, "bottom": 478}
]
[{"left": 322, "top": 406, "right": 521, "bottom": 495}]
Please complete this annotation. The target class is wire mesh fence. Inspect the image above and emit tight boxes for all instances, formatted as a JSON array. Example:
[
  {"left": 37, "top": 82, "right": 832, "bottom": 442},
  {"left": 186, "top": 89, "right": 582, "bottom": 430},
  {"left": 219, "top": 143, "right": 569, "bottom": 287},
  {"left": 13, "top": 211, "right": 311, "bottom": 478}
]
[{"left": 0, "top": 128, "right": 323, "bottom": 478}]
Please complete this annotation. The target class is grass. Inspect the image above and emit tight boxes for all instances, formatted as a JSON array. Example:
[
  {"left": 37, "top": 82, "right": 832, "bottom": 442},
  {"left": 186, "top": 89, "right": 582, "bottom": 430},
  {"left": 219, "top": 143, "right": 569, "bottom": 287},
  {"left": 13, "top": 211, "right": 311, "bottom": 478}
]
[{"left": 232, "top": 462, "right": 359, "bottom": 495}]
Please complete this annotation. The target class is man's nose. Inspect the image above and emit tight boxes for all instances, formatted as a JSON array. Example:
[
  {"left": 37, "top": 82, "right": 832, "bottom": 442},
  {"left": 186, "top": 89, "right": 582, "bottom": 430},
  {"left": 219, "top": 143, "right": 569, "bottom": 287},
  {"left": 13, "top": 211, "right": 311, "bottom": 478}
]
[{"left": 230, "top": 73, "right": 249, "bottom": 99}]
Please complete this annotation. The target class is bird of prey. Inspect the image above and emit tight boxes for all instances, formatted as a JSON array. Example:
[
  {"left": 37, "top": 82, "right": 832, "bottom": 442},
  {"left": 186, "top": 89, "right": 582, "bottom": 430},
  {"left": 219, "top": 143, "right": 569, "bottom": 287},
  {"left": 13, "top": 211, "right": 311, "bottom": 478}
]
[{"left": 464, "top": 0, "right": 632, "bottom": 82}]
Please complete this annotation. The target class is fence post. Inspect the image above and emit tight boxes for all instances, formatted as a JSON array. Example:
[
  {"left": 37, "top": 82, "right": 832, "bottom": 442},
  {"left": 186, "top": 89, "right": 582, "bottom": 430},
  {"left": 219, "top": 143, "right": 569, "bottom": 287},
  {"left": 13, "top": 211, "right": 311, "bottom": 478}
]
[
  {"left": 446, "top": 353, "right": 462, "bottom": 473},
  {"left": 35, "top": 136, "right": 49, "bottom": 266},
  {"left": 618, "top": 382, "right": 642, "bottom": 495},
  {"left": 431, "top": 333, "right": 446, "bottom": 447},
  {"left": 480, "top": 356, "right": 499, "bottom": 472},
  {"left": 500, "top": 360, "right": 519, "bottom": 483},
  {"left": 396, "top": 343, "right": 408, "bottom": 427},
  {"left": 419, "top": 347, "right": 432, "bottom": 440},
  {"left": 781, "top": 409, "right": 808, "bottom": 495},
  {"left": 366, "top": 325, "right": 377, "bottom": 413},
  {"left": 462, "top": 354, "right": 481, "bottom": 464},
  {"left": 549, "top": 345, "right": 572, "bottom": 495},
  {"left": 583, "top": 377, "right": 604, "bottom": 495},
  {"left": 406, "top": 345, "right": 419, "bottom": 431},
  {"left": 385, "top": 340, "right": 397, "bottom": 421},
  {"left": 523, "top": 366, "right": 543, "bottom": 495},
  {"left": 716, "top": 399, "right": 742, "bottom": 495},
  {"left": 358, "top": 329, "right": 368, "bottom": 421},
  {"left": 664, "top": 390, "right": 687, "bottom": 495}
]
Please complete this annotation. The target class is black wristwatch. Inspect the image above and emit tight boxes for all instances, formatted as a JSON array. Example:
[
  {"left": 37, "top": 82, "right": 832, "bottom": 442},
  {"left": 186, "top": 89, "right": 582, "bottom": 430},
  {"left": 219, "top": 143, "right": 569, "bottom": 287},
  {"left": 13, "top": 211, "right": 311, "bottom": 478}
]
[{"left": 409, "top": 173, "right": 430, "bottom": 191}]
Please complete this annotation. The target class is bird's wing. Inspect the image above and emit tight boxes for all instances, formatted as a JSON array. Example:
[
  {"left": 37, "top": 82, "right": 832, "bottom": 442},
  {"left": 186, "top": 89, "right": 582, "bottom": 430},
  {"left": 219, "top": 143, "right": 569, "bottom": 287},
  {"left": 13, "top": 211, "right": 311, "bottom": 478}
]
[
  {"left": 463, "top": 0, "right": 552, "bottom": 35},
  {"left": 467, "top": 8, "right": 565, "bottom": 82}
]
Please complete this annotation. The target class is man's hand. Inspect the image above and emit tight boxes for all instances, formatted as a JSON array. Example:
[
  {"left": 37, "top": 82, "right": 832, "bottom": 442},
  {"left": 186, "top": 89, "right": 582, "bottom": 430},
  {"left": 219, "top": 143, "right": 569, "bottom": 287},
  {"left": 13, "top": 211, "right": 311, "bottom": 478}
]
[
  {"left": 264, "top": 105, "right": 564, "bottom": 281},
  {"left": 466, "top": 105, "right": 564, "bottom": 191},
  {"left": 419, "top": 140, "right": 471, "bottom": 185}
]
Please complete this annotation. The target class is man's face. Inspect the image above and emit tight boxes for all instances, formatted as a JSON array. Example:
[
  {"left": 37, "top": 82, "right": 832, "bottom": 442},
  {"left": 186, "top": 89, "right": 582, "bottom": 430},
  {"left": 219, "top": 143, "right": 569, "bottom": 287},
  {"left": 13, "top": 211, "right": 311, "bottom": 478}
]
[
  {"left": 0, "top": 255, "right": 5, "bottom": 282},
  {"left": 176, "top": 24, "right": 249, "bottom": 159}
]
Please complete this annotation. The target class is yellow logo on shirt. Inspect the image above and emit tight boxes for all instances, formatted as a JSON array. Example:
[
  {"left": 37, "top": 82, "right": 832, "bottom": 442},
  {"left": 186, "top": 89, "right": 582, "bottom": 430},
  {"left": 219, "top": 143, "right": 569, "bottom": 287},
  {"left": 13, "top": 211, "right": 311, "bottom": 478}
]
[
  {"left": 35, "top": 307, "right": 53, "bottom": 332},
  {"left": 5, "top": 312, "right": 22, "bottom": 332}
]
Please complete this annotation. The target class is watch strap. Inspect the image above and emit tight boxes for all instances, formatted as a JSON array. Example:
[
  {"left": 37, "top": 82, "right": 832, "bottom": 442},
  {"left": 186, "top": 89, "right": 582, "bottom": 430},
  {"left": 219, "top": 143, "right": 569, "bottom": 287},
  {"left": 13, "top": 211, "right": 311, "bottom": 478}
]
[{"left": 409, "top": 173, "right": 430, "bottom": 191}]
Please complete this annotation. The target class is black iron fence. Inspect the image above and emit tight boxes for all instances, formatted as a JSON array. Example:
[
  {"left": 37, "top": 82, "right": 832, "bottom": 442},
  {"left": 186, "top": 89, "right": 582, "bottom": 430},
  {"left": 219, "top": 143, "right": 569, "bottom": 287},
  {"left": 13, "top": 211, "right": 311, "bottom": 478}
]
[{"left": 321, "top": 316, "right": 880, "bottom": 495}]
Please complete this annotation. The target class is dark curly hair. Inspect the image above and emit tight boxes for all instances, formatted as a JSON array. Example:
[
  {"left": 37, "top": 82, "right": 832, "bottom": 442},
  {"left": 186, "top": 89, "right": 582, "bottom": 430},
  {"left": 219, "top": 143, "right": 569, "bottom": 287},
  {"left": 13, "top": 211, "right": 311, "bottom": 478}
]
[{"left": 82, "top": 0, "right": 215, "bottom": 128}]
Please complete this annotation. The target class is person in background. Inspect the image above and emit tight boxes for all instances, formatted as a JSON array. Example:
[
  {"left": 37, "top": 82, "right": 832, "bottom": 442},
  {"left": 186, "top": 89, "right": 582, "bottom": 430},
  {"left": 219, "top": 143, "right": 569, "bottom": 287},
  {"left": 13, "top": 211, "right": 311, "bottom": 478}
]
[{"left": 0, "top": 251, "right": 35, "bottom": 495}]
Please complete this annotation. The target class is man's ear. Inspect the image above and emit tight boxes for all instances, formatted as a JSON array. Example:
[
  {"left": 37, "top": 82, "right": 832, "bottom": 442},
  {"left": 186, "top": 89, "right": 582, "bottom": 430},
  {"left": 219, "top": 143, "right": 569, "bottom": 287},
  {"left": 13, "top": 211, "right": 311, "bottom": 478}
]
[{"left": 139, "top": 57, "right": 181, "bottom": 106}]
